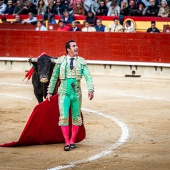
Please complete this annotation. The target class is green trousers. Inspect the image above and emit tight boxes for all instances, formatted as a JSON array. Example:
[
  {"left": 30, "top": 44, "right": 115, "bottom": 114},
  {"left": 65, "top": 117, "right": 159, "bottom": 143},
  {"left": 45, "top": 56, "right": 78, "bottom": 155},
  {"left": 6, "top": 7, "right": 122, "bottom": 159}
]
[{"left": 58, "top": 78, "right": 82, "bottom": 126}]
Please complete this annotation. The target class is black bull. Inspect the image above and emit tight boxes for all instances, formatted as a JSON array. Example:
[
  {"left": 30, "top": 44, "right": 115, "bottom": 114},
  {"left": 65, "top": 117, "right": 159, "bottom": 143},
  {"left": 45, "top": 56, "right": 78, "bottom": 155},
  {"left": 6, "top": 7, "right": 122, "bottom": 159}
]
[{"left": 30, "top": 55, "right": 59, "bottom": 103}]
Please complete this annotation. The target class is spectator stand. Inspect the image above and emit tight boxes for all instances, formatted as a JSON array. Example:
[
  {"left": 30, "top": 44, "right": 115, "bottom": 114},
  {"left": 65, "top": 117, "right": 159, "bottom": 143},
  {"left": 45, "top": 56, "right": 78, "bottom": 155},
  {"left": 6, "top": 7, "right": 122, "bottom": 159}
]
[{"left": 1, "top": 15, "right": 170, "bottom": 32}]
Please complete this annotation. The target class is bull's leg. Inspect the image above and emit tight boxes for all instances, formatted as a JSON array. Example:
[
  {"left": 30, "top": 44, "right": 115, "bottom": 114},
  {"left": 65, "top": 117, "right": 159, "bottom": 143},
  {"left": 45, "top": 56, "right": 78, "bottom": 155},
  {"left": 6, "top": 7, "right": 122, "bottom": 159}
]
[{"left": 34, "top": 89, "right": 43, "bottom": 103}]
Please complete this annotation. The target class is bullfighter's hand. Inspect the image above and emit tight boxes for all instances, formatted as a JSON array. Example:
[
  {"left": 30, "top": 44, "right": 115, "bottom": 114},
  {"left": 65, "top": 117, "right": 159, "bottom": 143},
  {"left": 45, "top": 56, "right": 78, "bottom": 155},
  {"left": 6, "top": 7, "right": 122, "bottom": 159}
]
[
  {"left": 46, "top": 93, "right": 52, "bottom": 101},
  {"left": 88, "top": 91, "right": 94, "bottom": 100}
]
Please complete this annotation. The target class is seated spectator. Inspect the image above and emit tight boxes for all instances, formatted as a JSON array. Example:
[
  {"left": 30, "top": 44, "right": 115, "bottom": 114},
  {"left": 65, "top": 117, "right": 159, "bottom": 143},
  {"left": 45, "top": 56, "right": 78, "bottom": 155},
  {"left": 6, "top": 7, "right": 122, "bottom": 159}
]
[
  {"left": 158, "top": 0, "right": 169, "bottom": 17},
  {"left": 91, "top": 0, "right": 100, "bottom": 15},
  {"left": 82, "top": 21, "right": 96, "bottom": 32},
  {"left": 132, "top": 1, "right": 146, "bottom": 16},
  {"left": 63, "top": 0, "right": 73, "bottom": 13},
  {"left": 21, "top": 0, "right": 37, "bottom": 15},
  {"left": 37, "top": 0, "right": 46, "bottom": 16},
  {"left": 73, "top": 2, "right": 85, "bottom": 15},
  {"left": 123, "top": 0, "right": 138, "bottom": 16},
  {"left": 22, "top": 12, "right": 37, "bottom": 24},
  {"left": 11, "top": 14, "right": 23, "bottom": 23},
  {"left": 107, "top": 2, "right": 120, "bottom": 16},
  {"left": 108, "top": 18, "right": 123, "bottom": 32},
  {"left": 13, "top": 0, "right": 24, "bottom": 15},
  {"left": 0, "top": 0, "right": 7, "bottom": 14},
  {"left": 5, "top": 0, "right": 15, "bottom": 14},
  {"left": 69, "top": 21, "right": 81, "bottom": 31},
  {"left": 96, "top": 0, "right": 108, "bottom": 16},
  {"left": 146, "top": 21, "right": 160, "bottom": 33},
  {"left": 85, "top": 10, "right": 96, "bottom": 25},
  {"left": 61, "top": 10, "right": 74, "bottom": 23},
  {"left": 83, "top": 0, "right": 93, "bottom": 12},
  {"left": 44, "top": 0, "right": 55, "bottom": 21},
  {"left": 120, "top": 0, "right": 128, "bottom": 15},
  {"left": 22, "top": 0, "right": 28, "bottom": 6},
  {"left": 35, "top": 20, "right": 48, "bottom": 31},
  {"left": 53, "top": 0, "right": 65, "bottom": 15},
  {"left": 124, "top": 20, "right": 135, "bottom": 32},
  {"left": 94, "top": 19, "right": 107, "bottom": 32},
  {"left": 69, "top": 0, "right": 83, "bottom": 10},
  {"left": 145, "top": 0, "right": 159, "bottom": 16},
  {"left": 57, "top": 19, "right": 70, "bottom": 31}
]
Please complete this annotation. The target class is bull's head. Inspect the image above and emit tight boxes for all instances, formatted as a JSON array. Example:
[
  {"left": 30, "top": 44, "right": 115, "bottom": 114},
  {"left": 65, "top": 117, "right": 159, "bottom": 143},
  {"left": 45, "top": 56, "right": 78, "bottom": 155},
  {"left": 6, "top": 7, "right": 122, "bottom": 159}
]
[{"left": 29, "top": 55, "right": 56, "bottom": 83}]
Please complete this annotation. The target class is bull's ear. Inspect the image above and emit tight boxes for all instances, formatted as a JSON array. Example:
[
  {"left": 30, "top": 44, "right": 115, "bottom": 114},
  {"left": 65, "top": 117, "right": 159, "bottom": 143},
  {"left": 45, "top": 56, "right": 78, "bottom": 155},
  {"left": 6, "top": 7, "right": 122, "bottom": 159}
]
[{"left": 31, "top": 62, "right": 37, "bottom": 67}]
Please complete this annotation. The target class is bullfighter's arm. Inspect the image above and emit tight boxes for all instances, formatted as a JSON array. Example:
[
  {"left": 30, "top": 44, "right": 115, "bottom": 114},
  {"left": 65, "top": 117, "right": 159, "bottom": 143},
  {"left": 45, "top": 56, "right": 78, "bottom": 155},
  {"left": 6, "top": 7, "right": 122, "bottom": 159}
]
[
  {"left": 47, "top": 63, "right": 60, "bottom": 94},
  {"left": 79, "top": 57, "right": 94, "bottom": 100},
  {"left": 82, "top": 64, "right": 94, "bottom": 92}
]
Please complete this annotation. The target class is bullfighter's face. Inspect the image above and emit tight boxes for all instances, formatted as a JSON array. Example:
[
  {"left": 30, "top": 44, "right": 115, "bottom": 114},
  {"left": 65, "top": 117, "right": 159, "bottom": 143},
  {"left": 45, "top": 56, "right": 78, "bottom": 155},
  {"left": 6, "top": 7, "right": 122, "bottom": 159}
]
[{"left": 68, "top": 42, "right": 78, "bottom": 57}]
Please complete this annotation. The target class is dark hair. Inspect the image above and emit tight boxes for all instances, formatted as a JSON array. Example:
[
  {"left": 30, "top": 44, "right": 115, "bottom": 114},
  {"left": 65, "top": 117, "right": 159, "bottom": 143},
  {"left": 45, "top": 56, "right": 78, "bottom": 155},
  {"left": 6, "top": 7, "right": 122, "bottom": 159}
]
[
  {"left": 37, "top": 20, "right": 43, "bottom": 24},
  {"left": 1, "top": 17, "right": 7, "bottom": 22},
  {"left": 151, "top": 21, "right": 155, "bottom": 24},
  {"left": 84, "top": 21, "right": 89, "bottom": 24},
  {"left": 126, "top": 20, "right": 131, "bottom": 26},
  {"left": 63, "top": 9, "right": 69, "bottom": 13},
  {"left": 100, "top": 0, "right": 106, "bottom": 5},
  {"left": 38, "top": 0, "right": 45, "bottom": 8},
  {"left": 65, "top": 40, "right": 75, "bottom": 54},
  {"left": 58, "top": 19, "right": 64, "bottom": 24},
  {"left": 114, "top": 18, "right": 119, "bottom": 21},
  {"left": 88, "top": 10, "right": 93, "bottom": 13}
]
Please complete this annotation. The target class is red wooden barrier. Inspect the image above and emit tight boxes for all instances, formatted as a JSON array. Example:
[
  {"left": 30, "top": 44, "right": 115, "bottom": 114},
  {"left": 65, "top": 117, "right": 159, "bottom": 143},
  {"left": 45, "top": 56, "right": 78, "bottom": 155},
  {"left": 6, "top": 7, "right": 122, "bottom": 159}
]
[{"left": 0, "top": 30, "right": 170, "bottom": 63}]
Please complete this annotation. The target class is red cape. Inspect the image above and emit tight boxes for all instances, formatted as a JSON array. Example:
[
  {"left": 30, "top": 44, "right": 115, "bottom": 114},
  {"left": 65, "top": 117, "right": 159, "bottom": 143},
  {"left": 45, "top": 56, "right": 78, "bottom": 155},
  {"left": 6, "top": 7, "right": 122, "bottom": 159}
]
[{"left": 0, "top": 94, "right": 86, "bottom": 147}]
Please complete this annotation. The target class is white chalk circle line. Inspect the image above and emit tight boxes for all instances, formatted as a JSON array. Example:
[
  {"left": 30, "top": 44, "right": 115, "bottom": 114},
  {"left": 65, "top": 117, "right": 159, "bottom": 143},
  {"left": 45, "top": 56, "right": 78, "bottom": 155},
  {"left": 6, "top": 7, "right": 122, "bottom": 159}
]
[{"left": 0, "top": 86, "right": 129, "bottom": 170}]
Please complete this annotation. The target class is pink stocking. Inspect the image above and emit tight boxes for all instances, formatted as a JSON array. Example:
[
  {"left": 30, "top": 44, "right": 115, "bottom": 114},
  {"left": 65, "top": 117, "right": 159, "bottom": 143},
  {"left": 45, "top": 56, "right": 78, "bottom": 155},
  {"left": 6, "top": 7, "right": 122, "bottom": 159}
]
[
  {"left": 61, "top": 126, "right": 70, "bottom": 146},
  {"left": 70, "top": 125, "right": 79, "bottom": 144}
]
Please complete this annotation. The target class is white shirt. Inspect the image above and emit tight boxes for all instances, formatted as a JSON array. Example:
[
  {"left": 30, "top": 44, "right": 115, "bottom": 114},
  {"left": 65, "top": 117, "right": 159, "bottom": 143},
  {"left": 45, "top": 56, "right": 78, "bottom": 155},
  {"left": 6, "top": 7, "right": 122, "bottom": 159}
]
[
  {"left": 124, "top": 26, "right": 135, "bottom": 32},
  {"left": 67, "top": 55, "right": 76, "bottom": 67},
  {"left": 25, "top": 17, "right": 38, "bottom": 23},
  {"left": 82, "top": 26, "right": 96, "bottom": 32},
  {"left": 73, "top": 27, "right": 77, "bottom": 32},
  {"left": 35, "top": 25, "right": 48, "bottom": 31}
]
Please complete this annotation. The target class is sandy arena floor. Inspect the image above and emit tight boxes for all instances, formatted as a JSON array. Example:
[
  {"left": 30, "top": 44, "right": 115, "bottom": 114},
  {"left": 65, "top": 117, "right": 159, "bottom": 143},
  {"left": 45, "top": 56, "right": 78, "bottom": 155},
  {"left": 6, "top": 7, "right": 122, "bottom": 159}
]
[{"left": 0, "top": 71, "right": 170, "bottom": 170}]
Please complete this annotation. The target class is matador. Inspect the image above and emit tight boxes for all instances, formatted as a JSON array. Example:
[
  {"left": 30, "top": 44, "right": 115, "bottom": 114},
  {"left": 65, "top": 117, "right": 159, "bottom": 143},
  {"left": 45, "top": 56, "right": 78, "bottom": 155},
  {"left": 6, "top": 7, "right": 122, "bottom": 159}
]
[{"left": 46, "top": 40, "right": 94, "bottom": 151}]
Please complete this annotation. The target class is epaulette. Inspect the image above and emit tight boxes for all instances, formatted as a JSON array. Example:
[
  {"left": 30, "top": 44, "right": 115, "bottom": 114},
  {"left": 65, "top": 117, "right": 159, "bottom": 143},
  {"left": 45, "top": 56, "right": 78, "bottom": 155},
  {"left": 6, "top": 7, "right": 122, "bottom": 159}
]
[
  {"left": 56, "top": 55, "right": 66, "bottom": 64},
  {"left": 78, "top": 56, "right": 87, "bottom": 65}
]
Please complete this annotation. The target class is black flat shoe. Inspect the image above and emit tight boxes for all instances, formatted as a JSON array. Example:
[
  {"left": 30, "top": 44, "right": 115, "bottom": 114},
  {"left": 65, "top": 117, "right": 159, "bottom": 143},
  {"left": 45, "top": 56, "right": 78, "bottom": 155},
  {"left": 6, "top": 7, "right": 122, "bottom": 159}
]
[
  {"left": 70, "top": 144, "right": 76, "bottom": 149},
  {"left": 64, "top": 145, "right": 70, "bottom": 151}
]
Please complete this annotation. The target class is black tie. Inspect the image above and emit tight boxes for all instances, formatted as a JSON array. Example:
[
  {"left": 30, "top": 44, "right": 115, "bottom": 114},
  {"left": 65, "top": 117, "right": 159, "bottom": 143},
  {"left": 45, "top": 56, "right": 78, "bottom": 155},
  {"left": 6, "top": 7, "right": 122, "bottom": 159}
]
[{"left": 70, "top": 58, "right": 74, "bottom": 70}]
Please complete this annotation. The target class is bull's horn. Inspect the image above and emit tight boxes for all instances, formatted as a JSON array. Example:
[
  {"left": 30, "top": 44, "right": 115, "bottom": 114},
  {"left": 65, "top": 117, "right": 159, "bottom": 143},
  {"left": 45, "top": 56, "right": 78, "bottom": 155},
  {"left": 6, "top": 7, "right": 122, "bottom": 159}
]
[
  {"left": 29, "top": 58, "right": 38, "bottom": 62},
  {"left": 50, "top": 58, "right": 57, "bottom": 63}
]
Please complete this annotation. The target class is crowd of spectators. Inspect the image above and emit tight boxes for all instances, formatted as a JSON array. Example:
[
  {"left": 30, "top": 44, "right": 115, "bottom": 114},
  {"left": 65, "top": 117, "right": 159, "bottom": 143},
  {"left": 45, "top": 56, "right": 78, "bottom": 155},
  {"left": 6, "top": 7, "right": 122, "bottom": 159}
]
[
  {"left": 0, "top": 0, "right": 170, "bottom": 18},
  {"left": 0, "top": 0, "right": 168, "bottom": 32},
  {"left": 49, "top": 18, "right": 158, "bottom": 32}
]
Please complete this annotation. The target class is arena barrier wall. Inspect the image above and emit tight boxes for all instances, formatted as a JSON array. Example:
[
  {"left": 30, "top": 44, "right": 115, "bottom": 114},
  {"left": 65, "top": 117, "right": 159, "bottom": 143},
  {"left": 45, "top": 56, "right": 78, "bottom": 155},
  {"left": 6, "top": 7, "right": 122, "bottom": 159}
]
[
  {"left": 0, "top": 30, "right": 170, "bottom": 63},
  {"left": 0, "top": 29, "right": 170, "bottom": 78}
]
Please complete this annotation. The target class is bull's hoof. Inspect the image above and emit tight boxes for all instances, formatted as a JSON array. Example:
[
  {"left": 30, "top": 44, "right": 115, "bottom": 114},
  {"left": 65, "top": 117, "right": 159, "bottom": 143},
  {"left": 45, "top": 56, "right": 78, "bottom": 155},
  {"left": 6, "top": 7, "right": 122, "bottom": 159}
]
[
  {"left": 70, "top": 144, "right": 76, "bottom": 149},
  {"left": 64, "top": 145, "right": 70, "bottom": 151}
]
